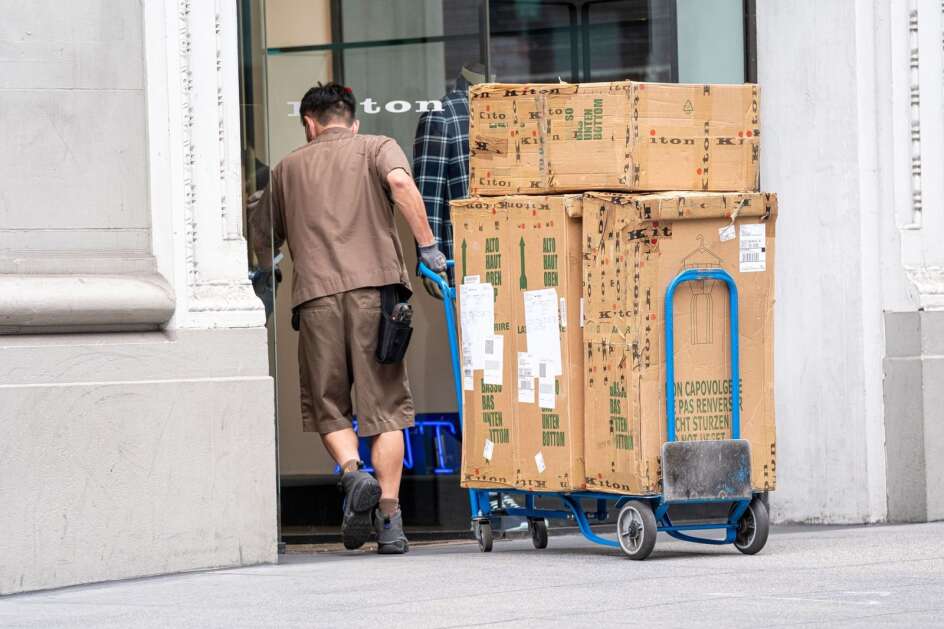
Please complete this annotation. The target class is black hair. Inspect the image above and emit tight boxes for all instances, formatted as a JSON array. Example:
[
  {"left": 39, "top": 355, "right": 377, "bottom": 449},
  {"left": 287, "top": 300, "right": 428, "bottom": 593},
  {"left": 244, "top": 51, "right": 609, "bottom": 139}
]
[{"left": 299, "top": 82, "right": 356, "bottom": 125}]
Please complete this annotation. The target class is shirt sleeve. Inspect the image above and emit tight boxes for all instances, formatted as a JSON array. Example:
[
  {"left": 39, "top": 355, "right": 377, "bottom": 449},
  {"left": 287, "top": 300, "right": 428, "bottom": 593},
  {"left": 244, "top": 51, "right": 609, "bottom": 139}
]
[
  {"left": 412, "top": 109, "right": 448, "bottom": 251},
  {"left": 373, "top": 136, "right": 412, "bottom": 181},
  {"left": 249, "top": 165, "right": 287, "bottom": 268}
]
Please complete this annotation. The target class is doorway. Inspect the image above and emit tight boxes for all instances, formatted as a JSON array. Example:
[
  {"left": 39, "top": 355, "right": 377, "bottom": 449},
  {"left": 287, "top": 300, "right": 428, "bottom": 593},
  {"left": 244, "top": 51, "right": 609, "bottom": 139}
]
[{"left": 237, "top": 0, "right": 752, "bottom": 544}]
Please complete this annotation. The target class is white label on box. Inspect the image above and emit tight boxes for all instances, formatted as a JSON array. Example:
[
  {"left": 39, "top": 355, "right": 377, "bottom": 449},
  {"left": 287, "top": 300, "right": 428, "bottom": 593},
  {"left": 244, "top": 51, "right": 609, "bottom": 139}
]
[
  {"left": 559, "top": 298, "right": 567, "bottom": 329},
  {"left": 719, "top": 224, "right": 736, "bottom": 242},
  {"left": 580, "top": 297, "right": 585, "bottom": 327},
  {"left": 538, "top": 361, "right": 556, "bottom": 410},
  {"left": 483, "top": 335, "right": 503, "bottom": 386},
  {"left": 517, "top": 352, "right": 535, "bottom": 404},
  {"left": 483, "top": 439, "right": 494, "bottom": 462},
  {"left": 463, "top": 275, "right": 480, "bottom": 284},
  {"left": 535, "top": 451, "right": 546, "bottom": 474},
  {"left": 461, "top": 339, "right": 474, "bottom": 391},
  {"left": 739, "top": 224, "right": 766, "bottom": 272},
  {"left": 524, "top": 288, "right": 562, "bottom": 376},
  {"left": 459, "top": 282, "right": 494, "bottom": 369}
]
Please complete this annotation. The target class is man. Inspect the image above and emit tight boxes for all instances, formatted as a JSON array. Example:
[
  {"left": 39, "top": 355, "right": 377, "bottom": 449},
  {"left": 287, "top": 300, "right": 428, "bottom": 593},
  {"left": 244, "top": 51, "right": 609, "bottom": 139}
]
[{"left": 249, "top": 83, "right": 447, "bottom": 554}]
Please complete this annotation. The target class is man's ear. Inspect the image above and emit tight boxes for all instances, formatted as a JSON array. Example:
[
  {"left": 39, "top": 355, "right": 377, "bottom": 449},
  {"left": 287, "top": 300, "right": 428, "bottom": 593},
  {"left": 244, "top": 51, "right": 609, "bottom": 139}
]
[
  {"left": 302, "top": 115, "right": 316, "bottom": 140},
  {"left": 351, "top": 119, "right": 360, "bottom": 134}
]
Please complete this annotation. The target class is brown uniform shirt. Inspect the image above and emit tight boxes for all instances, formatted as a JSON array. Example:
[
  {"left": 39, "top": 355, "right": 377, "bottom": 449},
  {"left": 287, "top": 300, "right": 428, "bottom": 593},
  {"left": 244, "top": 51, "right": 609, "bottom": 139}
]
[{"left": 250, "top": 127, "right": 413, "bottom": 307}]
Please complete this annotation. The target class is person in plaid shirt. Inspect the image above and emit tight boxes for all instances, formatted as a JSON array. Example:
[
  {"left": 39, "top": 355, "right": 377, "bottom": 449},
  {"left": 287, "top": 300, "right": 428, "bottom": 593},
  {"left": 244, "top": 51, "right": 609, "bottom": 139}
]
[{"left": 412, "top": 64, "right": 486, "bottom": 296}]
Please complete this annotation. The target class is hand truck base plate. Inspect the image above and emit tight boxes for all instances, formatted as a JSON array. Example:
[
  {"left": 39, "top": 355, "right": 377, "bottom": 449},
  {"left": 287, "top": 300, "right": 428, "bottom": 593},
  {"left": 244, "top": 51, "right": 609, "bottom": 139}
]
[{"left": 661, "top": 439, "right": 752, "bottom": 503}]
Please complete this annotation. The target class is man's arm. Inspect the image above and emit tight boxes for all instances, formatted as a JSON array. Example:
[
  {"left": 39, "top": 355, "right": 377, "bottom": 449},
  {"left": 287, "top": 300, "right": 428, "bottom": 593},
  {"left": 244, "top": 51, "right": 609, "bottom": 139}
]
[
  {"left": 387, "top": 167, "right": 447, "bottom": 295},
  {"left": 248, "top": 169, "right": 286, "bottom": 269},
  {"left": 387, "top": 167, "right": 435, "bottom": 247}
]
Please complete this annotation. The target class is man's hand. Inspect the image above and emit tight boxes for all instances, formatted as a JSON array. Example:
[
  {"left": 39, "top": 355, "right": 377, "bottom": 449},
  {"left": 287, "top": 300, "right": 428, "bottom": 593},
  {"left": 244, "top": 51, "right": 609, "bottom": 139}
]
[
  {"left": 247, "top": 189, "right": 264, "bottom": 212},
  {"left": 418, "top": 243, "right": 448, "bottom": 300},
  {"left": 418, "top": 243, "right": 446, "bottom": 273}
]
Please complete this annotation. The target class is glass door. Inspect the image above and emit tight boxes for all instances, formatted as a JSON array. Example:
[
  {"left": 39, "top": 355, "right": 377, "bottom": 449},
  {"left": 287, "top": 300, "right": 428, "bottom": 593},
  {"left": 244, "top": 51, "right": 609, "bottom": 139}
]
[{"left": 239, "top": 0, "right": 489, "bottom": 543}]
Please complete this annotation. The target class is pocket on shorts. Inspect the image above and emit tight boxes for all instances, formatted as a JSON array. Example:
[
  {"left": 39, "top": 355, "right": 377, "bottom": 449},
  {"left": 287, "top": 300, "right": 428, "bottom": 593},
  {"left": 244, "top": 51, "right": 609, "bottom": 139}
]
[{"left": 352, "top": 288, "right": 381, "bottom": 310}]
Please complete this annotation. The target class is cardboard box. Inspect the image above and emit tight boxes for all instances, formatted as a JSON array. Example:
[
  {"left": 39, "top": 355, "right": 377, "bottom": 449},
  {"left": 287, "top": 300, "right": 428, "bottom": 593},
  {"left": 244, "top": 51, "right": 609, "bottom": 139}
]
[
  {"left": 582, "top": 191, "right": 777, "bottom": 495},
  {"left": 453, "top": 195, "right": 585, "bottom": 491},
  {"left": 469, "top": 82, "right": 760, "bottom": 196},
  {"left": 452, "top": 200, "right": 517, "bottom": 489}
]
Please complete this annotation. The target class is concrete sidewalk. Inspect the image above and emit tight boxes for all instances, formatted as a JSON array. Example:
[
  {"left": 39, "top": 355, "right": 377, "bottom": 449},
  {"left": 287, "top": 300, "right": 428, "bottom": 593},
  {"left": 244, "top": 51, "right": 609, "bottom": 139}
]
[{"left": 1, "top": 522, "right": 943, "bottom": 628}]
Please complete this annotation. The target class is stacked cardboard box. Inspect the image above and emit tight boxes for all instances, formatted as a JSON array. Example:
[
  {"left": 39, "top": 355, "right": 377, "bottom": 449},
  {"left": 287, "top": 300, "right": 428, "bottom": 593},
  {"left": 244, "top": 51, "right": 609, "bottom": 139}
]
[
  {"left": 468, "top": 81, "right": 760, "bottom": 195},
  {"left": 455, "top": 80, "right": 775, "bottom": 495},
  {"left": 452, "top": 195, "right": 585, "bottom": 491},
  {"left": 581, "top": 191, "right": 777, "bottom": 494}
]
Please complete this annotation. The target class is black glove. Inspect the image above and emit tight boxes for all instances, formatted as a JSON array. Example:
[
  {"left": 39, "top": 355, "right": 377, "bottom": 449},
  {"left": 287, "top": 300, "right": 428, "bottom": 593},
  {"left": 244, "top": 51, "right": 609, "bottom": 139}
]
[{"left": 418, "top": 243, "right": 448, "bottom": 300}]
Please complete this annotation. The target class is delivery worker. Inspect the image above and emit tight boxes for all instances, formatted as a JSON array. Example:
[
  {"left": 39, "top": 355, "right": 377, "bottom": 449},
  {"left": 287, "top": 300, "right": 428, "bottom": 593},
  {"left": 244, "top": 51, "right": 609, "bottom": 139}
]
[{"left": 249, "top": 82, "right": 447, "bottom": 554}]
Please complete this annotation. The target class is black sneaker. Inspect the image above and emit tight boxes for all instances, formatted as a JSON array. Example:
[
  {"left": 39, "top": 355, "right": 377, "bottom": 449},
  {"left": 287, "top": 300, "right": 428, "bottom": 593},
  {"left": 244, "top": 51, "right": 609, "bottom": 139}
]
[
  {"left": 339, "top": 469, "right": 381, "bottom": 550},
  {"left": 374, "top": 508, "right": 409, "bottom": 554}
]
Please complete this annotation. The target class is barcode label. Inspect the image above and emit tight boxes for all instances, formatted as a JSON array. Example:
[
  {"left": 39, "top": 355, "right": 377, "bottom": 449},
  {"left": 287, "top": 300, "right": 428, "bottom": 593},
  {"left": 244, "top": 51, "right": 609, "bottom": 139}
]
[
  {"left": 462, "top": 338, "right": 474, "bottom": 391},
  {"left": 739, "top": 223, "right": 766, "bottom": 272},
  {"left": 518, "top": 353, "right": 535, "bottom": 403},
  {"left": 538, "top": 373, "right": 555, "bottom": 410},
  {"left": 483, "top": 335, "right": 503, "bottom": 386}
]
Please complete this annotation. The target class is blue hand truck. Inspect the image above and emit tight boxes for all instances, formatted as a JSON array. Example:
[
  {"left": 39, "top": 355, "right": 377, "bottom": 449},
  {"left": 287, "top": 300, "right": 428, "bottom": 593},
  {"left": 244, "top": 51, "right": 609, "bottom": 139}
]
[{"left": 419, "top": 262, "right": 770, "bottom": 560}]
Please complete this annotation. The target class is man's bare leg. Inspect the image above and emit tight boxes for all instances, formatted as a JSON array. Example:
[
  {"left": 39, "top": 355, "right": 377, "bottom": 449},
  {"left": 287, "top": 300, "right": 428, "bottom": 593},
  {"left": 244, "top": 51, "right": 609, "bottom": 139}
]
[
  {"left": 371, "top": 429, "right": 409, "bottom": 553},
  {"left": 371, "top": 429, "right": 404, "bottom": 504},
  {"left": 321, "top": 427, "right": 360, "bottom": 470}
]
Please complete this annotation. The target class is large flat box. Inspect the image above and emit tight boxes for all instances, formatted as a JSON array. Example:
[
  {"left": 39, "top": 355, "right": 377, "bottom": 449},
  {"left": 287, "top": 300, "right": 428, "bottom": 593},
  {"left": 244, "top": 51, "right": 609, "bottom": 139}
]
[
  {"left": 453, "top": 195, "right": 585, "bottom": 491},
  {"left": 469, "top": 82, "right": 760, "bottom": 196},
  {"left": 582, "top": 191, "right": 777, "bottom": 495},
  {"left": 453, "top": 201, "right": 518, "bottom": 489}
]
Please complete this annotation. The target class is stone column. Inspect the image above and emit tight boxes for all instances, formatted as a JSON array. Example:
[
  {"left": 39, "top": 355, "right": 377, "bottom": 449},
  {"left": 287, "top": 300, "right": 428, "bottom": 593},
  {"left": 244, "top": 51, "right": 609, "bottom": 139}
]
[
  {"left": 0, "top": 0, "right": 174, "bottom": 333},
  {"left": 146, "top": 0, "right": 264, "bottom": 330}
]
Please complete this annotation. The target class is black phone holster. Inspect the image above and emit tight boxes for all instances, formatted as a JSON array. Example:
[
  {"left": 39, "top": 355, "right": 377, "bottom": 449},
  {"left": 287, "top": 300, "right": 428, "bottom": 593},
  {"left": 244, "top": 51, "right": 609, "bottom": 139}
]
[{"left": 375, "top": 284, "right": 413, "bottom": 364}]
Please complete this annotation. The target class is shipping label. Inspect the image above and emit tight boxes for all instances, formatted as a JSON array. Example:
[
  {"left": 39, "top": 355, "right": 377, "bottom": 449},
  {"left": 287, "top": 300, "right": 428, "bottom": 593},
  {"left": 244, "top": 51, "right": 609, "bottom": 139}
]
[{"left": 739, "top": 223, "right": 766, "bottom": 272}]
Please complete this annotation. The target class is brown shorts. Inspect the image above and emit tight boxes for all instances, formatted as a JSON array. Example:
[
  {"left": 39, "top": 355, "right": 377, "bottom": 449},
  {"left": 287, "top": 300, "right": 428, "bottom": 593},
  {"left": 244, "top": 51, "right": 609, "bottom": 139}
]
[{"left": 297, "top": 287, "right": 415, "bottom": 437}]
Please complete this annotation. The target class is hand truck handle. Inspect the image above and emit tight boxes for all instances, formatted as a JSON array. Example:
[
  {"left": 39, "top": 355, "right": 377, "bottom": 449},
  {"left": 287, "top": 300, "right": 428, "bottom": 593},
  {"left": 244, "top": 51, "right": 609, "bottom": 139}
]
[
  {"left": 418, "top": 260, "right": 455, "bottom": 300},
  {"left": 418, "top": 260, "right": 463, "bottom": 419},
  {"left": 664, "top": 268, "right": 741, "bottom": 442}
]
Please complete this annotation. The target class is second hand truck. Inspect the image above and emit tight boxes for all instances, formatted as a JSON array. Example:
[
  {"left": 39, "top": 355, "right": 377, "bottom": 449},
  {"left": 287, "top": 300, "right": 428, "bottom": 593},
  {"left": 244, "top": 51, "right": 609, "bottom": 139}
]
[{"left": 419, "top": 262, "right": 770, "bottom": 560}]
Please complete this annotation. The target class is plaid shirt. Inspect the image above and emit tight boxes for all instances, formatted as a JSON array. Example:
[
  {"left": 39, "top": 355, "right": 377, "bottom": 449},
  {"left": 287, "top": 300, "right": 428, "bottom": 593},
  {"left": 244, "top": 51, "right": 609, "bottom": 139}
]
[{"left": 412, "top": 78, "right": 471, "bottom": 282}]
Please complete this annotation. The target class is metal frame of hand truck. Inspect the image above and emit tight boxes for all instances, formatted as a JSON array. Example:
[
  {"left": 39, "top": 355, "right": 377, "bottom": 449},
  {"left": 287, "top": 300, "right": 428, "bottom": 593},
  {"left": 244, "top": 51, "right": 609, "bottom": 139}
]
[{"left": 419, "top": 261, "right": 769, "bottom": 559}]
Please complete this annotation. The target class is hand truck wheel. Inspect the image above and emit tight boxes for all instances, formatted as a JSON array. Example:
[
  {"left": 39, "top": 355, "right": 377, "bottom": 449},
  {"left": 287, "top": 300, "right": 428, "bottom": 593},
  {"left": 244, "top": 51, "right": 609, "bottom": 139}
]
[
  {"left": 733, "top": 496, "right": 769, "bottom": 555},
  {"left": 474, "top": 520, "right": 493, "bottom": 552},
  {"left": 617, "top": 501, "right": 657, "bottom": 560},
  {"left": 528, "top": 518, "right": 548, "bottom": 549}
]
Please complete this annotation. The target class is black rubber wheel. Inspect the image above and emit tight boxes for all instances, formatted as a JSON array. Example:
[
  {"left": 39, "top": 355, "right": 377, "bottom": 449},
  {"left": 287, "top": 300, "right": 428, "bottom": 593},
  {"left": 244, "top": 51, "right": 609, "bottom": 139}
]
[
  {"left": 617, "top": 501, "right": 657, "bottom": 560},
  {"left": 475, "top": 520, "right": 493, "bottom": 552},
  {"left": 529, "top": 519, "right": 549, "bottom": 549},
  {"left": 734, "top": 496, "right": 770, "bottom": 555}
]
